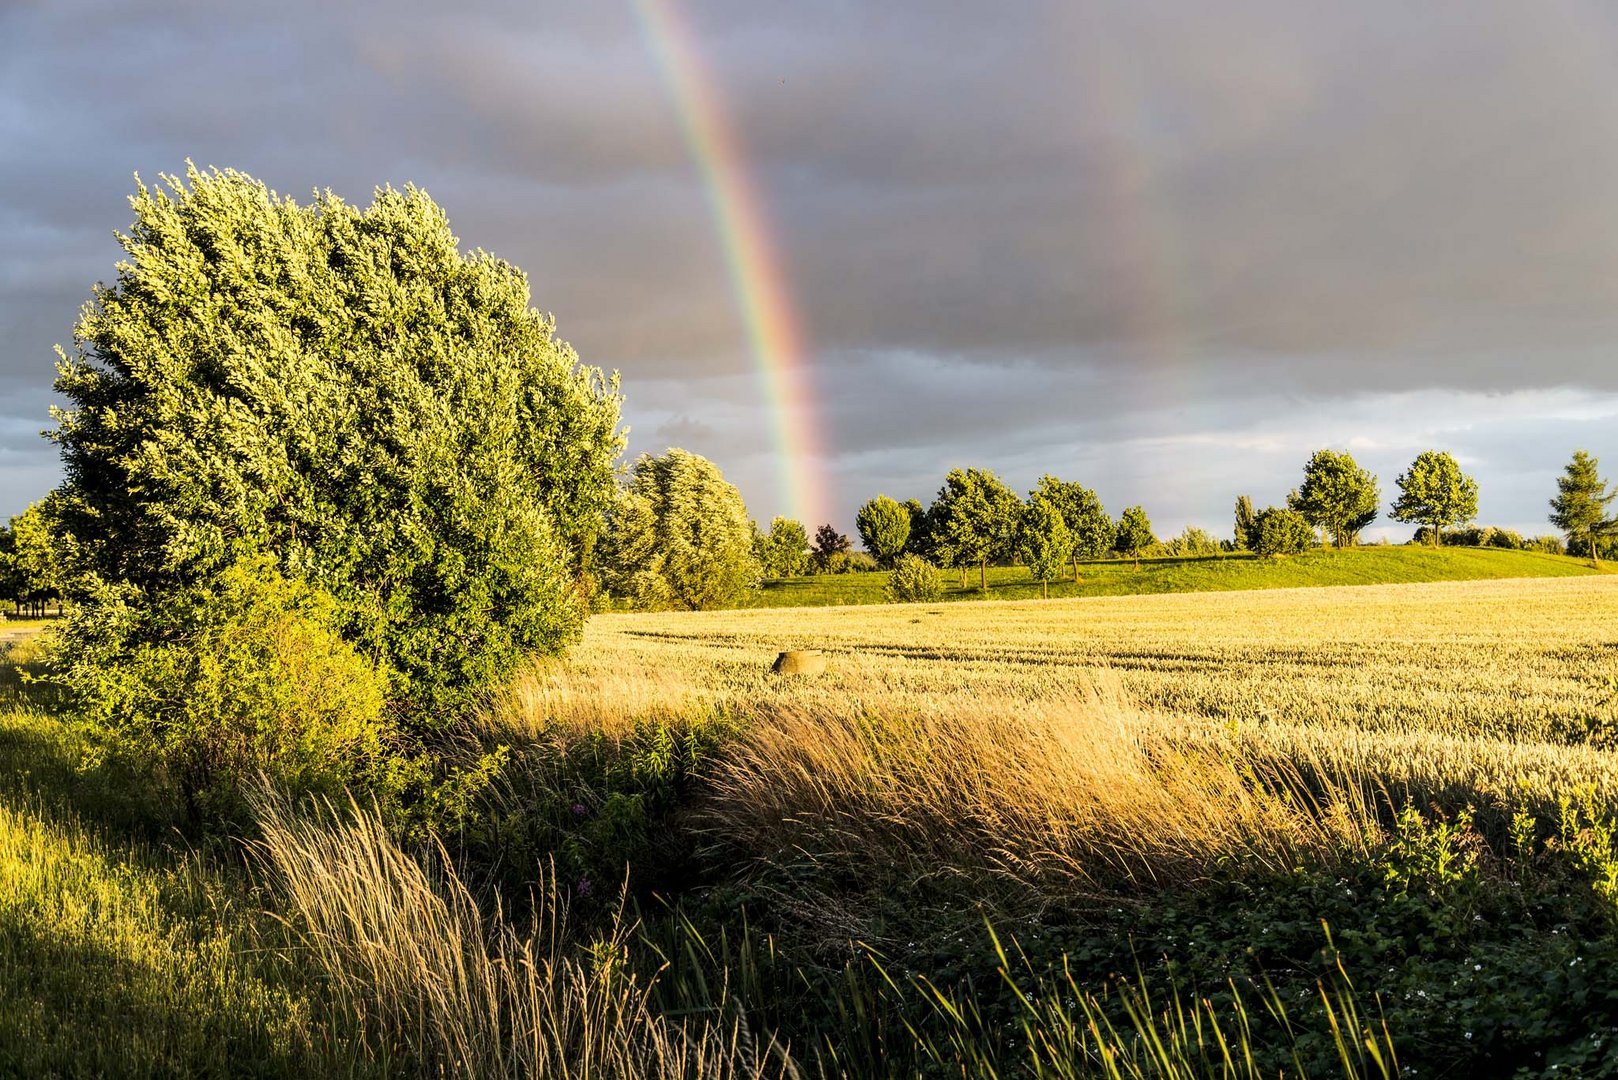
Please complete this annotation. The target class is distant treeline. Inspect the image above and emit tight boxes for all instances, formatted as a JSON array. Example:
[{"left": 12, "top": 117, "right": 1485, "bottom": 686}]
[{"left": 747, "top": 447, "right": 1615, "bottom": 593}]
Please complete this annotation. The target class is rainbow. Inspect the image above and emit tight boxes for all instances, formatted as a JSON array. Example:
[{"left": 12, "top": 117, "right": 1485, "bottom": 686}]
[{"left": 632, "top": 0, "right": 828, "bottom": 528}]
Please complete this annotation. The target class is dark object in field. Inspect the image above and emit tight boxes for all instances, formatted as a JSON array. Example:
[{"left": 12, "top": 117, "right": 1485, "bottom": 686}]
[{"left": 772, "top": 650, "right": 827, "bottom": 675}]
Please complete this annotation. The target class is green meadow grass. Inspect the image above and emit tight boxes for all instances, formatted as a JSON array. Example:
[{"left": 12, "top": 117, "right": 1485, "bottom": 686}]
[
  {"left": 0, "top": 639, "right": 378, "bottom": 1080},
  {"left": 745, "top": 544, "right": 1612, "bottom": 607}
]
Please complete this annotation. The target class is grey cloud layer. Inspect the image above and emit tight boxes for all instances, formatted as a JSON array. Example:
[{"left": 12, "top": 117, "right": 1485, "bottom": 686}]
[{"left": 3, "top": 0, "right": 1616, "bottom": 529}]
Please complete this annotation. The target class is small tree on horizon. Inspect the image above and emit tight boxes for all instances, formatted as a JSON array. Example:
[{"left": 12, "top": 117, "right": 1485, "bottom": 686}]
[
  {"left": 758, "top": 516, "right": 810, "bottom": 577},
  {"left": 1391, "top": 450, "right": 1479, "bottom": 546},
  {"left": 1031, "top": 475, "right": 1111, "bottom": 581},
  {"left": 931, "top": 468, "right": 1021, "bottom": 591},
  {"left": 811, "top": 523, "right": 852, "bottom": 573},
  {"left": 1114, "top": 506, "right": 1155, "bottom": 569},
  {"left": 1549, "top": 449, "right": 1616, "bottom": 567},
  {"left": 1018, "top": 496, "right": 1072, "bottom": 599},
  {"left": 1233, "top": 495, "right": 1259, "bottom": 551},
  {"left": 1, "top": 501, "right": 64, "bottom": 617},
  {"left": 600, "top": 449, "right": 760, "bottom": 610},
  {"left": 1292, "top": 449, "right": 1380, "bottom": 548},
  {"left": 855, "top": 495, "right": 912, "bottom": 568}
]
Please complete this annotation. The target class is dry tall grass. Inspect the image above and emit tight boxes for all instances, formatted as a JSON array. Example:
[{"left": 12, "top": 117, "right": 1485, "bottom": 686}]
[
  {"left": 250, "top": 792, "right": 793, "bottom": 1080},
  {"left": 705, "top": 679, "right": 1379, "bottom": 903}
]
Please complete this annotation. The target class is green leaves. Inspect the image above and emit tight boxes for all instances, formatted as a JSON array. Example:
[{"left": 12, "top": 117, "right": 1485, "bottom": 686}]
[
  {"left": 1549, "top": 450, "right": 1617, "bottom": 565},
  {"left": 599, "top": 449, "right": 761, "bottom": 610},
  {"left": 1017, "top": 496, "right": 1071, "bottom": 593},
  {"left": 1113, "top": 505, "right": 1155, "bottom": 560},
  {"left": 1033, "top": 475, "right": 1112, "bottom": 567},
  {"left": 757, "top": 517, "right": 810, "bottom": 578},
  {"left": 931, "top": 468, "right": 1021, "bottom": 586},
  {"left": 1391, "top": 450, "right": 1479, "bottom": 544},
  {"left": 854, "top": 495, "right": 911, "bottom": 569},
  {"left": 1254, "top": 505, "right": 1314, "bottom": 556},
  {"left": 1293, "top": 449, "right": 1380, "bottom": 548}
]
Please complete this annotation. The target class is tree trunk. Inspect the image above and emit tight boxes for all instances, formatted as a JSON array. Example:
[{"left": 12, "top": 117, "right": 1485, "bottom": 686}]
[
  {"left": 1072, "top": 552, "right": 1081, "bottom": 582},
  {"left": 979, "top": 559, "right": 987, "bottom": 592},
  {"left": 1042, "top": 580, "right": 1049, "bottom": 599}
]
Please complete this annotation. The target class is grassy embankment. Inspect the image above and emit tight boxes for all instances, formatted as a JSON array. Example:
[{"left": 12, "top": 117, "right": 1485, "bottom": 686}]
[
  {"left": 6, "top": 577, "right": 1618, "bottom": 1076},
  {"left": 746, "top": 544, "right": 1613, "bottom": 607}
]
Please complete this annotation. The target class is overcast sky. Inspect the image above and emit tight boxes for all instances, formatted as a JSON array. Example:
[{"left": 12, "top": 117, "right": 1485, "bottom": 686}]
[{"left": 4, "top": 0, "right": 1618, "bottom": 540}]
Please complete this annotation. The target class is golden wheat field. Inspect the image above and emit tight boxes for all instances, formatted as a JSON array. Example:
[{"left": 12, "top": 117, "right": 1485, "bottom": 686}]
[{"left": 501, "top": 577, "right": 1618, "bottom": 843}]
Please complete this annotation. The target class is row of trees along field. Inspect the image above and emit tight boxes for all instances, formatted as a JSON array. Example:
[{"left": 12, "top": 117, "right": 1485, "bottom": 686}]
[
  {"left": 559, "top": 443, "right": 1617, "bottom": 612},
  {"left": 9, "top": 441, "right": 1616, "bottom": 619},
  {"left": 749, "top": 446, "right": 1612, "bottom": 601}
]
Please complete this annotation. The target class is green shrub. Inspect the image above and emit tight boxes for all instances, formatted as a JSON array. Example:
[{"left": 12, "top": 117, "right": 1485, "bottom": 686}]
[
  {"left": 886, "top": 554, "right": 943, "bottom": 602},
  {"left": 1161, "top": 525, "right": 1222, "bottom": 557},
  {"left": 1253, "top": 506, "right": 1314, "bottom": 556},
  {"left": 1488, "top": 527, "right": 1524, "bottom": 549},
  {"left": 54, "top": 560, "right": 411, "bottom": 823},
  {"left": 1531, "top": 534, "right": 1567, "bottom": 556},
  {"left": 843, "top": 551, "right": 879, "bottom": 573}
]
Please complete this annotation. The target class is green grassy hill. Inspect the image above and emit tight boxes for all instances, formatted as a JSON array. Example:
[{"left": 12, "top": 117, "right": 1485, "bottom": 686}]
[{"left": 746, "top": 544, "right": 1614, "bottom": 608}]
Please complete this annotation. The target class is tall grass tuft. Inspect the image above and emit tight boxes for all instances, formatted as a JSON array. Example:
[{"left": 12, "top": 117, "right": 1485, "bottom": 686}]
[
  {"left": 705, "top": 678, "right": 1380, "bottom": 905},
  {"left": 250, "top": 791, "right": 793, "bottom": 1080}
]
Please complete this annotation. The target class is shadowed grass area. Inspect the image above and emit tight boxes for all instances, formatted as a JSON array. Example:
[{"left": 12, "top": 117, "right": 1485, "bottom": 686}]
[
  {"left": 741, "top": 545, "right": 1613, "bottom": 608},
  {"left": 0, "top": 636, "right": 379, "bottom": 1079}
]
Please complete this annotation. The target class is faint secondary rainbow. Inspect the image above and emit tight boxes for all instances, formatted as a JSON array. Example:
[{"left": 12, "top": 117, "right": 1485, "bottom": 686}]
[{"left": 632, "top": 0, "right": 828, "bottom": 527}]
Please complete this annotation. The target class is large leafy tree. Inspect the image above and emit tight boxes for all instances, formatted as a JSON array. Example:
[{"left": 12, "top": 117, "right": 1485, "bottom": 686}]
[
  {"left": 1030, "top": 475, "right": 1111, "bottom": 581},
  {"left": 599, "top": 449, "right": 759, "bottom": 610},
  {"left": 1549, "top": 449, "right": 1616, "bottom": 567},
  {"left": 1291, "top": 449, "right": 1380, "bottom": 548},
  {"left": 1390, "top": 450, "right": 1478, "bottom": 546},
  {"left": 931, "top": 468, "right": 1021, "bottom": 591},
  {"left": 49, "top": 166, "right": 623, "bottom": 715},
  {"left": 1017, "top": 497, "right": 1072, "bottom": 598},
  {"left": 854, "top": 495, "right": 911, "bottom": 568}
]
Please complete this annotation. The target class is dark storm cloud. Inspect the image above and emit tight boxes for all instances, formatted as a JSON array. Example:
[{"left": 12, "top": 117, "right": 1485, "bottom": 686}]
[{"left": 4, "top": 0, "right": 1618, "bottom": 530}]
